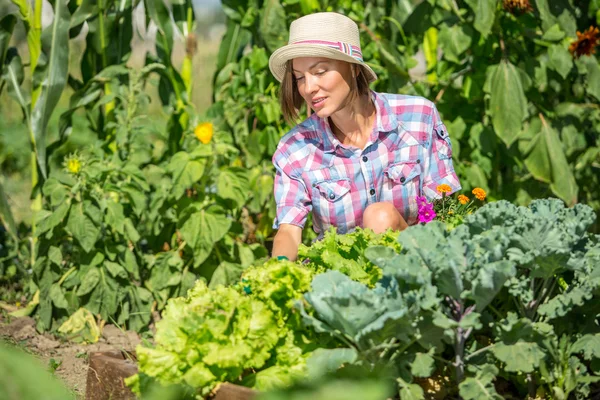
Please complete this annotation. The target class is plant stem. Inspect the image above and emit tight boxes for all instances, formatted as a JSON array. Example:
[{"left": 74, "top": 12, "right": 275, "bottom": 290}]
[{"left": 465, "top": 344, "right": 496, "bottom": 361}]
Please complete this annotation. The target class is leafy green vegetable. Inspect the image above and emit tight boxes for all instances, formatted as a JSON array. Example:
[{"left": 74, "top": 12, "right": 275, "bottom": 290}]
[
  {"left": 131, "top": 260, "right": 317, "bottom": 396},
  {"left": 298, "top": 227, "right": 401, "bottom": 286}
]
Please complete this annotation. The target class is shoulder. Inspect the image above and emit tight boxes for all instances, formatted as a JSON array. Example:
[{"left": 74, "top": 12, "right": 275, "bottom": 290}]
[
  {"left": 376, "top": 92, "right": 439, "bottom": 121},
  {"left": 273, "top": 114, "right": 322, "bottom": 166}
]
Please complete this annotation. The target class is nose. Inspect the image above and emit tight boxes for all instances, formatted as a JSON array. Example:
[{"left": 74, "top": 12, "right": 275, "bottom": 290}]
[{"left": 304, "top": 74, "right": 318, "bottom": 95}]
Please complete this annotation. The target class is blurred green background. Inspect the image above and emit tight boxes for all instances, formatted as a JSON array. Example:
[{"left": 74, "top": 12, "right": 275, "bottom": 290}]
[{"left": 0, "top": 0, "right": 223, "bottom": 225}]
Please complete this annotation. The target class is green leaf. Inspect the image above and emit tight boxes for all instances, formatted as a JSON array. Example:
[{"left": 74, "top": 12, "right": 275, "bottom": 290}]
[
  {"left": 86, "top": 269, "right": 120, "bottom": 320},
  {"left": 299, "top": 0, "right": 320, "bottom": 14},
  {"left": 464, "top": 0, "right": 497, "bottom": 38},
  {"left": 2, "top": 50, "right": 30, "bottom": 116},
  {"left": 42, "top": 178, "right": 68, "bottom": 207},
  {"left": 216, "top": 20, "right": 251, "bottom": 71},
  {"left": 217, "top": 167, "right": 250, "bottom": 208},
  {"left": 124, "top": 218, "right": 140, "bottom": 243},
  {"left": 583, "top": 55, "right": 600, "bottom": 101},
  {"left": 306, "top": 348, "right": 358, "bottom": 380},
  {"left": 209, "top": 261, "right": 246, "bottom": 289},
  {"left": 36, "top": 201, "right": 70, "bottom": 236},
  {"left": 548, "top": 44, "right": 573, "bottom": 79},
  {"left": 259, "top": 0, "right": 288, "bottom": 53},
  {"left": 541, "top": 24, "right": 565, "bottom": 41},
  {"left": 48, "top": 247, "right": 62, "bottom": 266},
  {"left": 49, "top": 284, "right": 68, "bottom": 309},
  {"left": 0, "top": 178, "right": 18, "bottom": 242},
  {"left": 166, "top": 152, "right": 205, "bottom": 198},
  {"left": 0, "top": 15, "right": 17, "bottom": 69},
  {"left": 572, "top": 334, "right": 600, "bottom": 360},
  {"left": 491, "top": 341, "right": 545, "bottom": 373},
  {"left": 459, "top": 374, "right": 502, "bottom": 399},
  {"left": 124, "top": 249, "right": 140, "bottom": 280},
  {"left": 472, "top": 260, "right": 516, "bottom": 311},
  {"left": 423, "top": 27, "right": 438, "bottom": 83},
  {"left": 487, "top": 61, "right": 528, "bottom": 147},
  {"left": 438, "top": 24, "right": 472, "bottom": 63},
  {"left": 67, "top": 206, "right": 99, "bottom": 253},
  {"left": 0, "top": 343, "right": 75, "bottom": 400},
  {"left": 105, "top": 261, "right": 127, "bottom": 279},
  {"left": 534, "top": 0, "right": 576, "bottom": 36},
  {"left": 76, "top": 268, "right": 100, "bottom": 296},
  {"left": 411, "top": 352, "right": 435, "bottom": 378},
  {"left": 180, "top": 210, "right": 231, "bottom": 266},
  {"left": 525, "top": 117, "right": 578, "bottom": 205},
  {"left": 30, "top": 0, "right": 71, "bottom": 179},
  {"left": 105, "top": 201, "right": 125, "bottom": 234},
  {"left": 399, "top": 383, "right": 425, "bottom": 400}
]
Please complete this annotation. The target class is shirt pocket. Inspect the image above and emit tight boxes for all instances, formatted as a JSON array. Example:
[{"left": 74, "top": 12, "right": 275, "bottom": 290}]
[
  {"left": 381, "top": 159, "right": 422, "bottom": 225},
  {"left": 309, "top": 177, "right": 353, "bottom": 233},
  {"left": 434, "top": 124, "right": 453, "bottom": 160},
  {"left": 314, "top": 179, "right": 351, "bottom": 202}
]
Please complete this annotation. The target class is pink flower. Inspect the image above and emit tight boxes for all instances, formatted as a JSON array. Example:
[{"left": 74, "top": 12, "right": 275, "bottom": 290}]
[
  {"left": 416, "top": 196, "right": 428, "bottom": 208},
  {"left": 416, "top": 198, "right": 436, "bottom": 223},
  {"left": 418, "top": 207, "right": 437, "bottom": 223}
]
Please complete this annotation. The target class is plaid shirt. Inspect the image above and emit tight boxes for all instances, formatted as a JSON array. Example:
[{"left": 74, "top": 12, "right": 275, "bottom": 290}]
[{"left": 272, "top": 91, "right": 461, "bottom": 237}]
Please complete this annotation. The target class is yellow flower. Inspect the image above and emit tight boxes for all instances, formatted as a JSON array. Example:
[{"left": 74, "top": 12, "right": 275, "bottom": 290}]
[
  {"left": 448, "top": 210, "right": 454, "bottom": 215},
  {"left": 458, "top": 194, "right": 469, "bottom": 205},
  {"left": 194, "top": 122, "right": 213, "bottom": 144},
  {"left": 436, "top": 184, "right": 452, "bottom": 194},
  {"left": 472, "top": 188, "right": 487, "bottom": 201},
  {"left": 67, "top": 159, "right": 81, "bottom": 174}
]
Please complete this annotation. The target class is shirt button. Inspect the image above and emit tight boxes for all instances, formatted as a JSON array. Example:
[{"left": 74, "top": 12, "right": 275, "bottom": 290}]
[
  {"left": 369, "top": 188, "right": 375, "bottom": 195},
  {"left": 362, "top": 156, "right": 368, "bottom": 162},
  {"left": 400, "top": 177, "right": 406, "bottom": 183},
  {"left": 329, "top": 193, "right": 335, "bottom": 200}
]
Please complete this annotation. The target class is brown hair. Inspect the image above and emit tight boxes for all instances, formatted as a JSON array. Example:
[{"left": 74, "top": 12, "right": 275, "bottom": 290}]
[{"left": 279, "top": 60, "right": 371, "bottom": 125}]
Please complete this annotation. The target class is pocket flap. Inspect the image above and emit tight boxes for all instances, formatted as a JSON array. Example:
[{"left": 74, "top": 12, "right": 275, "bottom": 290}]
[
  {"left": 314, "top": 179, "right": 351, "bottom": 201},
  {"left": 384, "top": 161, "right": 422, "bottom": 184}
]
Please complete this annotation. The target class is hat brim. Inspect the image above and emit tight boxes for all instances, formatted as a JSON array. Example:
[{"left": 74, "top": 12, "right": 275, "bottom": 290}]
[{"left": 269, "top": 44, "right": 378, "bottom": 83}]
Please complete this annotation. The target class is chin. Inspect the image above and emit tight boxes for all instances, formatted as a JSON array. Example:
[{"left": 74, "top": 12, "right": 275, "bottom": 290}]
[{"left": 313, "top": 107, "right": 332, "bottom": 118}]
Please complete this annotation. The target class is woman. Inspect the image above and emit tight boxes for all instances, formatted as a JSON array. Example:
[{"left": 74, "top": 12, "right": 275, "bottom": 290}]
[{"left": 268, "top": 12, "right": 461, "bottom": 260}]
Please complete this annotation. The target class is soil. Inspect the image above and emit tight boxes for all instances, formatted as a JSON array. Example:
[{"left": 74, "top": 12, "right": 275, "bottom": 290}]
[{"left": 0, "top": 313, "right": 142, "bottom": 399}]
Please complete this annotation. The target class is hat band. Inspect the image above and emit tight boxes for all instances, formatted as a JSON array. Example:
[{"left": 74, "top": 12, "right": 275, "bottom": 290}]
[{"left": 292, "top": 40, "right": 364, "bottom": 62}]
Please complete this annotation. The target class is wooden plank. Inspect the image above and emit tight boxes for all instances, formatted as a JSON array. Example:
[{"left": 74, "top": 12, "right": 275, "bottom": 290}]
[
  {"left": 213, "top": 383, "right": 257, "bottom": 400},
  {"left": 85, "top": 351, "right": 137, "bottom": 400},
  {"left": 85, "top": 351, "right": 257, "bottom": 400}
]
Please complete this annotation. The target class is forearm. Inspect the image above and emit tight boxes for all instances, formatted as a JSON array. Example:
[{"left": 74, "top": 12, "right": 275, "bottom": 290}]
[{"left": 271, "top": 228, "right": 302, "bottom": 261}]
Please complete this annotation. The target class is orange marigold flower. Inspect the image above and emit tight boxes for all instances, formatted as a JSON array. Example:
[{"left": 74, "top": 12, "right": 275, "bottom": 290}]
[
  {"left": 472, "top": 188, "right": 487, "bottom": 201},
  {"left": 437, "top": 184, "right": 452, "bottom": 194},
  {"left": 194, "top": 122, "right": 214, "bottom": 144},
  {"left": 569, "top": 26, "right": 600, "bottom": 59},
  {"left": 458, "top": 194, "right": 469, "bottom": 205},
  {"left": 503, "top": 0, "right": 533, "bottom": 14}
]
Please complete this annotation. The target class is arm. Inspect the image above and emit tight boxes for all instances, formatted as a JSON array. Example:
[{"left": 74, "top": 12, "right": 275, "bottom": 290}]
[{"left": 271, "top": 223, "right": 303, "bottom": 261}]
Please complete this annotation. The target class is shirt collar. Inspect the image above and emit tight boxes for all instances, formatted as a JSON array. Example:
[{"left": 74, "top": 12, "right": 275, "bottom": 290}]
[{"left": 317, "top": 90, "right": 399, "bottom": 154}]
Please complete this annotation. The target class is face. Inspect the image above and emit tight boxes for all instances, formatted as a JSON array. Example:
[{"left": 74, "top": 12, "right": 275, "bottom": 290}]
[{"left": 291, "top": 57, "right": 355, "bottom": 118}]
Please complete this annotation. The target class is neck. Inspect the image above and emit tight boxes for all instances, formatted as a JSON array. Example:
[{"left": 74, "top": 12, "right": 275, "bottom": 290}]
[{"left": 328, "top": 94, "right": 376, "bottom": 149}]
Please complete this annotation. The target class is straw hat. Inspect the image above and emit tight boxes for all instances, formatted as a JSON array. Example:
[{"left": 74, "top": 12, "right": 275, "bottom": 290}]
[{"left": 268, "top": 12, "right": 378, "bottom": 83}]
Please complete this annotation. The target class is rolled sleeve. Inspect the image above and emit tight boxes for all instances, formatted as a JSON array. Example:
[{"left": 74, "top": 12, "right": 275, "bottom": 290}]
[
  {"left": 422, "top": 104, "right": 461, "bottom": 200},
  {"left": 272, "top": 149, "right": 312, "bottom": 229}
]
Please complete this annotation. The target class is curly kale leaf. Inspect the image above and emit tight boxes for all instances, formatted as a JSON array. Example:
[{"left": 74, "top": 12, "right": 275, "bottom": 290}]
[{"left": 299, "top": 271, "right": 417, "bottom": 348}]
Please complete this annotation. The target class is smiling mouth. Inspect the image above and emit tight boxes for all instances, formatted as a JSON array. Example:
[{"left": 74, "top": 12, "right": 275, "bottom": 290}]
[{"left": 312, "top": 97, "right": 326, "bottom": 107}]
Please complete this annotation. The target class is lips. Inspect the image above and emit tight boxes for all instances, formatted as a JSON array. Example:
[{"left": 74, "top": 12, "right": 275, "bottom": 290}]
[{"left": 311, "top": 97, "right": 326, "bottom": 107}]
